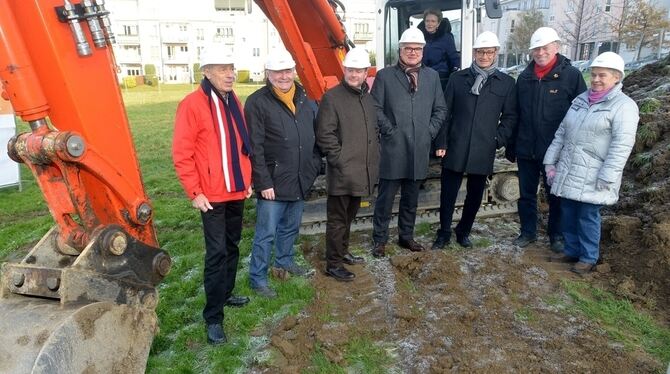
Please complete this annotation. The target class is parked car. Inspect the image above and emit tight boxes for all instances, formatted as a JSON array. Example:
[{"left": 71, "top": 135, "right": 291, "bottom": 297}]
[{"left": 624, "top": 55, "right": 659, "bottom": 71}]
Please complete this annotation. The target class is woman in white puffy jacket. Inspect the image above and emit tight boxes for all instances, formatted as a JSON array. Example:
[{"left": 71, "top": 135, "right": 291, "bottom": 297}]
[{"left": 543, "top": 52, "right": 639, "bottom": 275}]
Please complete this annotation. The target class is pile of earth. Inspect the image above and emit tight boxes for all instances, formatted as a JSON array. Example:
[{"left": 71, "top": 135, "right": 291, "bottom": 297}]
[{"left": 598, "top": 55, "right": 670, "bottom": 323}]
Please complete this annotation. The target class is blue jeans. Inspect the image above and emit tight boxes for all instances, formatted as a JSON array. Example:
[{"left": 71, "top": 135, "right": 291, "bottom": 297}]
[
  {"left": 249, "top": 199, "right": 304, "bottom": 288},
  {"left": 517, "top": 158, "right": 562, "bottom": 241},
  {"left": 561, "top": 198, "right": 602, "bottom": 264}
]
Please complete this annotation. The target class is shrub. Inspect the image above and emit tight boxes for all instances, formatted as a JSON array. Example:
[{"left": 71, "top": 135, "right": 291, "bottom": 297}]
[
  {"left": 121, "top": 76, "right": 137, "bottom": 89},
  {"left": 237, "top": 69, "right": 249, "bottom": 83},
  {"left": 639, "top": 97, "right": 661, "bottom": 114},
  {"left": 144, "top": 64, "right": 156, "bottom": 75},
  {"left": 193, "top": 63, "right": 203, "bottom": 83},
  {"left": 144, "top": 74, "right": 158, "bottom": 86}
]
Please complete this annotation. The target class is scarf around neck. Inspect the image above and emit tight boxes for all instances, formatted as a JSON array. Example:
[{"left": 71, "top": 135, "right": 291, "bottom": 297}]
[
  {"left": 398, "top": 59, "right": 421, "bottom": 93},
  {"left": 470, "top": 62, "right": 497, "bottom": 95},
  {"left": 533, "top": 54, "right": 558, "bottom": 79},
  {"left": 588, "top": 86, "right": 615, "bottom": 106},
  {"left": 201, "top": 77, "right": 251, "bottom": 193},
  {"left": 272, "top": 84, "right": 296, "bottom": 114}
]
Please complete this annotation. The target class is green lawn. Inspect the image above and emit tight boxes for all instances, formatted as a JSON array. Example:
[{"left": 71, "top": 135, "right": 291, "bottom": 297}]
[{"left": 0, "top": 83, "right": 313, "bottom": 373}]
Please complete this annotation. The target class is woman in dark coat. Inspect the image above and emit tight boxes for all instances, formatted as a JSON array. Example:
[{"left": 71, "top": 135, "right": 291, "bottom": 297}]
[
  {"left": 418, "top": 8, "right": 460, "bottom": 91},
  {"left": 432, "top": 31, "right": 517, "bottom": 249}
]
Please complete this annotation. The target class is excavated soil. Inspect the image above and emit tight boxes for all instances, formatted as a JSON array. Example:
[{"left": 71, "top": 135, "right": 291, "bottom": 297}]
[
  {"left": 249, "top": 217, "right": 663, "bottom": 373},
  {"left": 247, "top": 59, "right": 670, "bottom": 373}
]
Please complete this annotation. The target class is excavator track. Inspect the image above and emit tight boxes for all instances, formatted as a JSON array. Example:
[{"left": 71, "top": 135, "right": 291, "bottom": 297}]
[{"left": 300, "top": 158, "right": 520, "bottom": 235}]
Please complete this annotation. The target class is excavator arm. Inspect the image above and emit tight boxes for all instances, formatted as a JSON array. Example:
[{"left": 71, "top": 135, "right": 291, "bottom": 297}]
[
  {"left": 254, "top": 0, "right": 374, "bottom": 100},
  {"left": 0, "top": 0, "right": 170, "bottom": 372}
]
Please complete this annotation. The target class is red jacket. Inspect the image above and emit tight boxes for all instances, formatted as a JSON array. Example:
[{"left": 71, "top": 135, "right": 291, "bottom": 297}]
[{"left": 172, "top": 87, "right": 251, "bottom": 203}]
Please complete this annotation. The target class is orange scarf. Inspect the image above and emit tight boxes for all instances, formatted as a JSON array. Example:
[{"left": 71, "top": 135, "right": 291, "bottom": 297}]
[{"left": 272, "top": 84, "right": 296, "bottom": 114}]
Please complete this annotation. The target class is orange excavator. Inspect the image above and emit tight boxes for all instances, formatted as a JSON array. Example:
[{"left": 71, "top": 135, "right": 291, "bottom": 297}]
[{"left": 0, "top": 0, "right": 504, "bottom": 371}]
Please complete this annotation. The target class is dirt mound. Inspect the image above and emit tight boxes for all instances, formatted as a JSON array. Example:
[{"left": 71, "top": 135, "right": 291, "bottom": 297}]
[
  {"left": 250, "top": 221, "right": 663, "bottom": 373},
  {"left": 594, "top": 59, "right": 670, "bottom": 322}
]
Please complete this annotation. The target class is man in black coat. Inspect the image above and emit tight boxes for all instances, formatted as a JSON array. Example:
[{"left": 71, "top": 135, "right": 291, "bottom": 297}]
[
  {"left": 433, "top": 31, "right": 517, "bottom": 249},
  {"left": 245, "top": 50, "right": 321, "bottom": 298},
  {"left": 507, "top": 27, "right": 587, "bottom": 252},
  {"left": 370, "top": 27, "right": 447, "bottom": 257},
  {"left": 316, "top": 48, "right": 379, "bottom": 281}
]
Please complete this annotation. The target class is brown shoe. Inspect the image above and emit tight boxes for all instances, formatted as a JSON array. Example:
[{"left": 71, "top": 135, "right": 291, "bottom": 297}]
[
  {"left": 548, "top": 253, "right": 579, "bottom": 263},
  {"left": 372, "top": 243, "right": 386, "bottom": 258},
  {"left": 571, "top": 262, "right": 595, "bottom": 275},
  {"left": 398, "top": 239, "right": 425, "bottom": 252}
]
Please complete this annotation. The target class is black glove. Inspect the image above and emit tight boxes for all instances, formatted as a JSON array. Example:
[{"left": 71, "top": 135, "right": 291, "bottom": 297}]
[{"left": 505, "top": 145, "right": 516, "bottom": 163}]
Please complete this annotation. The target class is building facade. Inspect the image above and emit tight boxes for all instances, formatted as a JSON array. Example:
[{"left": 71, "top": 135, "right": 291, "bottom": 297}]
[{"left": 107, "top": 0, "right": 377, "bottom": 84}]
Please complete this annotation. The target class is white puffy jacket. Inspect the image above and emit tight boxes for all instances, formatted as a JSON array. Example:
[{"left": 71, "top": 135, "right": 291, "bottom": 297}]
[{"left": 543, "top": 83, "right": 639, "bottom": 205}]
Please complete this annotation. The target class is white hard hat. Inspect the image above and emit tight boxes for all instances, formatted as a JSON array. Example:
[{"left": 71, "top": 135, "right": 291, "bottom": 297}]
[
  {"left": 342, "top": 48, "right": 371, "bottom": 68},
  {"left": 590, "top": 51, "right": 625, "bottom": 78},
  {"left": 200, "top": 45, "right": 234, "bottom": 68},
  {"left": 265, "top": 49, "right": 296, "bottom": 70},
  {"left": 529, "top": 27, "right": 561, "bottom": 49},
  {"left": 398, "top": 28, "right": 426, "bottom": 45},
  {"left": 473, "top": 31, "right": 500, "bottom": 49}
]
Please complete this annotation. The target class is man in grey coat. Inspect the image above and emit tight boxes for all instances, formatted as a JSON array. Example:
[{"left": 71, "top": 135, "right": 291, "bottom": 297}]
[
  {"left": 370, "top": 28, "right": 448, "bottom": 257},
  {"left": 316, "top": 48, "right": 379, "bottom": 281}
]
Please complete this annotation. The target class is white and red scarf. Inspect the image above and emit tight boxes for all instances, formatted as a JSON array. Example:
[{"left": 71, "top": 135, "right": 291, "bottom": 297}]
[{"left": 202, "top": 78, "right": 251, "bottom": 193}]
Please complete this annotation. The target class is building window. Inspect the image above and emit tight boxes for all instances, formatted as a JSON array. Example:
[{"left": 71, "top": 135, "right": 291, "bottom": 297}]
[
  {"left": 127, "top": 68, "right": 141, "bottom": 76},
  {"left": 539, "top": 0, "right": 550, "bottom": 9},
  {"left": 252, "top": 47, "right": 260, "bottom": 56},
  {"left": 180, "top": 45, "right": 188, "bottom": 52},
  {"left": 605, "top": 0, "right": 611, "bottom": 12},
  {"left": 510, "top": 20, "right": 515, "bottom": 33},
  {"left": 122, "top": 25, "right": 138, "bottom": 36},
  {"left": 179, "top": 24, "right": 187, "bottom": 32},
  {"left": 197, "top": 28, "right": 204, "bottom": 41},
  {"left": 216, "top": 27, "right": 234, "bottom": 37},
  {"left": 549, "top": 14, "right": 555, "bottom": 21},
  {"left": 355, "top": 23, "right": 369, "bottom": 33}
]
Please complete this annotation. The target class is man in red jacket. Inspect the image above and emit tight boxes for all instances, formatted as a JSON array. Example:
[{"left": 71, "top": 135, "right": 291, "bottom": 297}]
[{"left": 172, "top": 45, "right": 253, "bottom": 345}]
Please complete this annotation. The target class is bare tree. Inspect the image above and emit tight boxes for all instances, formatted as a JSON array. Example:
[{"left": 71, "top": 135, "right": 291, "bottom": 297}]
[
  {"left": 607, "top": 0, "right": 636, "bottom": 52},
  {"left": 508, "top": 9, "right": 544, "bottom": 63},
  {"left": 559, "top": 0, "right": 600, "bottom": 59},
  {"left": 619, "top": 0, "right": 670, "bottom": 60}
]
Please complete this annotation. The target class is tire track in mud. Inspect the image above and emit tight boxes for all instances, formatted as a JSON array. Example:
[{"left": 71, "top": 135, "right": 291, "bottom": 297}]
[{"left": 251, "top": 220, "right": 663, "bottom": 373}]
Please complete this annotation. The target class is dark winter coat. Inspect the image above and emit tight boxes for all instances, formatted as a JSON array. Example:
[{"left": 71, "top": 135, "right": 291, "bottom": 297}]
[
  {"left": 371, "top": 64, "right": 447, "bottom": 180},
  {"left": 418, "top": 20, "right": 460, "bottom": 76},
  {"left": 245, "top": 83, "right": 321, "bottom": 201},
  {"left": 316, "top": 81, "right": 379, "bottom": 196},
  {"left": 511, "top": 54, "right": 587, "bottom": 160},
  {"left": 435, "top": 68, "right": 518, "bottom": 175}
]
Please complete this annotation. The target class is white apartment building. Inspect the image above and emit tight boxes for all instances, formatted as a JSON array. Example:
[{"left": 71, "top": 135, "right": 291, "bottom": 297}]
[{"left": 107, "top": 0, "right": 376, "bottom": 84}]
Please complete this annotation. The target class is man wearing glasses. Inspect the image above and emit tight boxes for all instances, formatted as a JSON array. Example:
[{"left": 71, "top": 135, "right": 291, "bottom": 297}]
[
  {"left": 370, "top": 27, "right": 447, "bottom": 258},
  {"left": 432, "top": 32, "right": 517, "bottom": 249},
  {"left": 507, "top": 27, "right": 586, "bottom": 253}
]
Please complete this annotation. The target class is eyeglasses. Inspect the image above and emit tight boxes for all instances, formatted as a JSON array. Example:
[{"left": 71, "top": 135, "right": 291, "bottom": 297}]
[
  {"left": 402, "top": 46, "right": 424, "bottom": 54},
  {"left": 475, "top": 50, "right": 497, "bottom": 57}
]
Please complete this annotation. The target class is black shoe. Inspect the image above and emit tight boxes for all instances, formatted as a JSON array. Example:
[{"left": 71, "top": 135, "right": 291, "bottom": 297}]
[
  {"left": 325, "top": 266, "right": 355, "bottom": 282},
  {"left": 225, "top": 295, "right": 250, "bottom": 307},
  {"left": 206, "top": 324, "right": 227, "bottom": 345},
  {"left": 432, "top": 235, "right": 450, "bottom": 250},
  {"left": 343, "top": 253, "right": 365, "bottom": 265},
  {"left": 398, "top": 239, "right": 425, "bottom": 252},
  {"left": 372, "top": 242, "right": 386, "bottom": 258},
  {"left": 456, "top": 235, "right": 472, "bottom": 248},
  {"left": 513, "top": 234, "right": 537, "bottom": 247}
]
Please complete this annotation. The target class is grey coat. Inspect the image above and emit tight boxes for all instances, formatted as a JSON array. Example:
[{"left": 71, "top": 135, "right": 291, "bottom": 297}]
[
  {"left": 543, "top": 83, "right": 639, "bottom": 205},
  {"left": 316, "top": 81, "right": 380, "bottom": 196},
  {"left": 371, "top": 64, "right": 447, "bottom": 180}
]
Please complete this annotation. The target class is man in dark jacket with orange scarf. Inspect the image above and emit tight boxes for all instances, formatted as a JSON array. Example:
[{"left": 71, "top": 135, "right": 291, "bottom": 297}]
[
  {"left": 173, "top": 46, "right": 253, "bottom": 345},
  {"left": 507, "top": 27, "right": 586, "bottom": 252}
]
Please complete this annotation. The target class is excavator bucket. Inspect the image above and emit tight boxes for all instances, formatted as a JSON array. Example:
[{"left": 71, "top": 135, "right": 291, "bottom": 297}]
[{"left": 0, "top": 299, "right": 157, "bottom": 373}]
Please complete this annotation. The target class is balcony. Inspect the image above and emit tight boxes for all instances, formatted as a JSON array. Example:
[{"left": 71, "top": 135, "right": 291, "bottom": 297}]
[
  {"left": 161, "top": 32, "right": 189, "bottom": 43},
  {"left": 116, "top": 34, "right": 140, "bottom": 45},
  {"left": 353, "top": 31, "right": 373, "bottom": 42}
]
